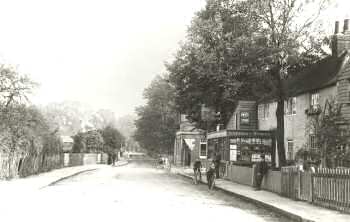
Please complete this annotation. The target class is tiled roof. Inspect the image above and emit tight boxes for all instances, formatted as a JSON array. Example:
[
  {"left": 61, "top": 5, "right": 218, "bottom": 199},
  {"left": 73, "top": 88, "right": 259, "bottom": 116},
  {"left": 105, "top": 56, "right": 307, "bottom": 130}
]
[{"left": 284, "top": 53, "right": 347, "bottom": 97}]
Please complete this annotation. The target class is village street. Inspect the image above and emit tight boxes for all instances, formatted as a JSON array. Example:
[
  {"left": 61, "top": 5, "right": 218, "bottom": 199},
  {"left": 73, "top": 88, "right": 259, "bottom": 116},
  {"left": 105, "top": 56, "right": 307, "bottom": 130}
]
[{"left": 0, "top": 162, "right": 294, "bottom": 222}]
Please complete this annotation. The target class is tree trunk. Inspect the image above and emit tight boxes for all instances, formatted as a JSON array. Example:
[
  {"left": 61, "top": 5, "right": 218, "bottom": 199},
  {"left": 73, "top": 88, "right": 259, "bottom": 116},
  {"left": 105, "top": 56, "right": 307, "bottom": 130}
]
[{"left": 276, "top": 99, "right": 286, "bottom": 167}]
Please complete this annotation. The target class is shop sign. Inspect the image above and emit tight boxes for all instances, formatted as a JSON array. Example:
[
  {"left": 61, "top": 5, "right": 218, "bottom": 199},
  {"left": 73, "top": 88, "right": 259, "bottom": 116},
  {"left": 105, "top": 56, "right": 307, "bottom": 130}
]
[
  {"left": 227, "top": 130, "right": 272, "bottom": 138},
  {"left": 251, "top": 153, "right": 272, "bottom": 162}
]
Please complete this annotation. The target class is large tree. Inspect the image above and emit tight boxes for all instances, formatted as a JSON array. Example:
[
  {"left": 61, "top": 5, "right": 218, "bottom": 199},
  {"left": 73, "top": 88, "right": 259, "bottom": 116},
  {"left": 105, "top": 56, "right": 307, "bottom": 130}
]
[
  {"left": 167, "top": 0, "right": 258, "bottom": 130},
  {"left": 244, "top": 0, "right": 329, "bottom": 166},
  {"left": 134, "top": 75, "right": 178, "bottom": 156}
]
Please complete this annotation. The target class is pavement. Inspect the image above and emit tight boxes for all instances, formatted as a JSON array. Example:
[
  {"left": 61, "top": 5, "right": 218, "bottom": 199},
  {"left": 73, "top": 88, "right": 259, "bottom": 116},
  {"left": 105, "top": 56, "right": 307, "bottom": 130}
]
[
  {"left": 171, "top": 167, "right": 350, "bottom": 222},
  {"left": 0, "top": 160, "right": 128, "bottom": 192}
]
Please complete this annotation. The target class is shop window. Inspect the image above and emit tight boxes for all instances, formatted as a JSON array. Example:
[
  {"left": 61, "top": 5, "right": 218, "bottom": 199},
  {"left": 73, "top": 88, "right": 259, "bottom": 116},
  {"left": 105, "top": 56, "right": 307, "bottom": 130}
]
[
  {"left": 287, "top": 140, "right": 294, "bottom": 160},
  {"left": 200, "top": 143, "right": 207, "bottom": 157},
  {"left": 285, "top": 97, "right": 296, "bottom": 115},
  {"left": 240, "top": 111, "right": 250, "bottom": 125}
]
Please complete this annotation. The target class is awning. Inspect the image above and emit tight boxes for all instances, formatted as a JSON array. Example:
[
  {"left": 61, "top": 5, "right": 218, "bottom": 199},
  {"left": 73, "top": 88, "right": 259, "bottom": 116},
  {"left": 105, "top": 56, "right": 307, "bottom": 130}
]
[{"left": 184, "top": 138, "right": 195, "bottom": 151}]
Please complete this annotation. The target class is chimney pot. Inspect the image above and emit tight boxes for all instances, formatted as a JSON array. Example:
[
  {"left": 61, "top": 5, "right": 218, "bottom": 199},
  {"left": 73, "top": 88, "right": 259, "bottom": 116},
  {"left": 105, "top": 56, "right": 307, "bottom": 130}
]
[
  {"left": 343, "top": 19, "right": 349, "bottom": 33},
  {"left": 335, "top": 21, "right": 340, "bottom": 34}
]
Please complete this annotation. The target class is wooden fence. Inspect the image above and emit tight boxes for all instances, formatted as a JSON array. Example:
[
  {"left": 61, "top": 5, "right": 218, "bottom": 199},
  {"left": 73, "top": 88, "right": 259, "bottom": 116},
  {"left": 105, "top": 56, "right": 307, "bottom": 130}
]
[
  {"left": 281, "top": 166, "right": 350, "bottom": 213},
  {"left": 281, "top": 166, "right": 300, "bottom": 200},
  {"left": 313, "top": 168, "right": 350, "bottom": 213}
]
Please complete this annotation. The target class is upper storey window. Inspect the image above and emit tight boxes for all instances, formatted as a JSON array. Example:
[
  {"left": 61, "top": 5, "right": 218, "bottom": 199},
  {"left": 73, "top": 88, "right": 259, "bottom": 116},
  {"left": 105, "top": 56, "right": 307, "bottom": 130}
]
[
  {"left": 311, "top": 93, "right": 320, "bottom": 108},
  {"left": 285, "top": 97, "right": 296, "bottom": 115}
]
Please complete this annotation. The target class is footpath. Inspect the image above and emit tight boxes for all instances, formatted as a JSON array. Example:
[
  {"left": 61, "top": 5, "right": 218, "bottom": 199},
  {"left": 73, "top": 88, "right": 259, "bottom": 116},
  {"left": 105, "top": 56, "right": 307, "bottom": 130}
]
[
  {"left": 171, "top": 167, "right": 350, "bottom": 222},
  {"left": 0, "top": 160, "right": 128, "bottom": 193}
]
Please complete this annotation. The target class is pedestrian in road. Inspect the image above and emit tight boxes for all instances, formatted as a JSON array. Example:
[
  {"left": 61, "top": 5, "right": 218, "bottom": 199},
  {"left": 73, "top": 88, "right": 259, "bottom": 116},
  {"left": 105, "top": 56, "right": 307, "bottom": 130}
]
[
  {"left": 193, "top": 158, "right": 202, "bottom": 183},
  {"left": 111, "top": 152, "right": 117, "bottom": 166},
  {"left": 254, "top": 154, "right": 269, "bottom": 191},
  {"left": 206, "top": 162, "right": 216, "bottom": 190}
]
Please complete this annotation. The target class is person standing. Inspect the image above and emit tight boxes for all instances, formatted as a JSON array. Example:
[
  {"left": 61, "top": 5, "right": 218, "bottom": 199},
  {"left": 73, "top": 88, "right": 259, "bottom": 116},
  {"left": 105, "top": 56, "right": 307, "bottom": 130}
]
[
  {"left": 214, "top": 153, "right": 221, "bottom": 179},
  {"left": 254, "top": 154, "right": 268, "bottom": 191}
]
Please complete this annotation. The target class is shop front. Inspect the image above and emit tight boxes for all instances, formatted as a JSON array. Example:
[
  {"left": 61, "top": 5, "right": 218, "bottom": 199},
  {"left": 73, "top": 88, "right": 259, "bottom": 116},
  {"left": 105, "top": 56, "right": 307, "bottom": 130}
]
[{"left": 207, "top": 130, "right": 274, "bottom": 165}]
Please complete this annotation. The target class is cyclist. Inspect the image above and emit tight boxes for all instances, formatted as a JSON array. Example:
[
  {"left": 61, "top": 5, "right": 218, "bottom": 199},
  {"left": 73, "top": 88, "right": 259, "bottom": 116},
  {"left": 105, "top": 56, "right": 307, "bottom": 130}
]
[
  {"left": 193, "top": 158, "right": 202, "bottom": 184},
  {"left": 206, "top": 162, "right": 216, "bottom": 190}
]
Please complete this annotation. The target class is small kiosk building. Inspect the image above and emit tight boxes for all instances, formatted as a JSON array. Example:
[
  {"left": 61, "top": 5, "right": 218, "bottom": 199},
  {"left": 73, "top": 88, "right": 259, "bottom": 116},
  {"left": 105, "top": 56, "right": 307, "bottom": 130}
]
[{"left": 206, "top": 101, "right": 275, "bottom": 165}]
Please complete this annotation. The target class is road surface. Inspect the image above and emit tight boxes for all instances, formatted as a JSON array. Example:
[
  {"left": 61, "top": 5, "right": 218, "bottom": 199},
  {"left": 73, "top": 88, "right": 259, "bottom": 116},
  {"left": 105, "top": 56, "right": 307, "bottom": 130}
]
[{"left": 2, "top": 162, "right": 296, "bottom": 222}]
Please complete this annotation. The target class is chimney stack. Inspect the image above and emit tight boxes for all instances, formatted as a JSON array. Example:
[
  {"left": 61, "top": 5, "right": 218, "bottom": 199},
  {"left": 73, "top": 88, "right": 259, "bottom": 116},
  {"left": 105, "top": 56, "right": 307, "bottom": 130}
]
[
  {"left": 344, "top": 19, "right": 349, "bottom": 33},
  {"left": 332, "top": 19, "right": 350, "bottom": 57},
  {"left": 335, "top": 21, "right": 340, "bottom": 34}
]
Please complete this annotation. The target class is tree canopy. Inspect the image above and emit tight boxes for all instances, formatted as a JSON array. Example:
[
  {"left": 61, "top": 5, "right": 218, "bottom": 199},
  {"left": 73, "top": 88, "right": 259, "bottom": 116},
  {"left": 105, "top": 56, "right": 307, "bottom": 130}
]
[{"left": 134, "top": 75, "right": 178, "bottom": 156}]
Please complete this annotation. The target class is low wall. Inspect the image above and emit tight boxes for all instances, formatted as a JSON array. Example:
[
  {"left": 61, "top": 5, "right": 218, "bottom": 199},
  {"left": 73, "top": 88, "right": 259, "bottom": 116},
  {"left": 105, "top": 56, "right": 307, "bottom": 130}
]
[
  {"left": 223, "top": 163, "right": 282, "bottom": 194},
  {"left": 225, "top": 164, "right": 253, "bottom": 186},
  {"left": 64, "top": 153, "right": 108, "bottom": 167}
]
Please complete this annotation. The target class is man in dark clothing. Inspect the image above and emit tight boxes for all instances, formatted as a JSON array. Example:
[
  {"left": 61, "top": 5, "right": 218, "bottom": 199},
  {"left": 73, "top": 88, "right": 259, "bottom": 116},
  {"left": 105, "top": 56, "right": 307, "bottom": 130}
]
[
  {"left": 214, "top": 153, "right": 221, "bottom": 178},
  {"left": 206, "top": 162, "right": 216, "bottom": 190},
  {"left": 193, "top": 159, "right": 202, "bottom": 181},
  {"left": 255, "top": 154, "right": 269, "bottom": 190}
]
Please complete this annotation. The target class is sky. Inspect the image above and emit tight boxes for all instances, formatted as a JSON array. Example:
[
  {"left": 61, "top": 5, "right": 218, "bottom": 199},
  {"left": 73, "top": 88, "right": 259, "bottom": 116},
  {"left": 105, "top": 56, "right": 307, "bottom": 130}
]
[
  {"left": 0, "top": 0, "right": 349, "bottom": 118},
  {"left": 0, "top": 0, "right": 206, "bottom": 117}
]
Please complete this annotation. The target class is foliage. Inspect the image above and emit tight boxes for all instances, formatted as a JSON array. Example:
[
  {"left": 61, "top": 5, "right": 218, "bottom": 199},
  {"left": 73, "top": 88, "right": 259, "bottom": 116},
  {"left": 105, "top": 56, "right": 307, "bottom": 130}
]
[
  {"left": 115, "top": 114, "right": 137, "bottom": 139},
  {"left": 303, "top": 98, "right": 350, "bottom": 168},
  {"left": 99, "top": 125, "right": 125, "bottom": 154},
  {"left": 0, "top": 105, "right": 53, "bottom": 154},
  {"left": 72, "top": 133, "right": 85, "bottom": 153},
  {"left": 82, "top": 130, "right": 104, "bottom": 153},
  {"left": 0, "top": 65, "right": 38, "bottom": 108},
  {"left": 134, "top": 75, "right": 178, "bottom": 156}
]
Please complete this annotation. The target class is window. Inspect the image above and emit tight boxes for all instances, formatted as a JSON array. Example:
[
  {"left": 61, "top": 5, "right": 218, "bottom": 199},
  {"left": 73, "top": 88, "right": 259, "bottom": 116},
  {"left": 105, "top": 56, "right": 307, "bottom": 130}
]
[
  {"left": 311, "top": 93, "right": 319, "bottom": 108},
  {"left": 200, "top": 143, "right": 207, "bottom": 157},
  {"left": 287, "top": 140, "right": 294, "bottom": 160},
  {"left": 263, "top": 103, "right": 270, "bottom": 119},
  {"left": 285, "top": 97, "right": 297, "bottom": 115},
  {"left": 240, "top": 112, "right": 250, "bottom": 124},
  {"left": 309, "top": 134, "right": 317, "bottom": 149}
]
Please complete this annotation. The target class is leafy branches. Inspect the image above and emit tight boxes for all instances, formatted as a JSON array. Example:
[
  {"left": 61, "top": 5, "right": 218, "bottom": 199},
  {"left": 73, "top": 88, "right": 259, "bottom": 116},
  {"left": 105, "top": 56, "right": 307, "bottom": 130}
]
[{"left": 134, "top": 75, "right": 178, "bottom": 156}]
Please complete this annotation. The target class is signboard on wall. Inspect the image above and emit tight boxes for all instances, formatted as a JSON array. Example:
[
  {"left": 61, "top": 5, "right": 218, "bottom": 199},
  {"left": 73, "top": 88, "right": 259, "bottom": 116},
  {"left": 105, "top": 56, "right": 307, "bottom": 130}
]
[
  {"left": 251, "top": 153, "right": 272, "bottom": 162},
  {"left": 229, "top": 144, "right": 237, "bottom": 161},
  {"left": 240, "top": 112, "right": 250, "bottom": 125}
]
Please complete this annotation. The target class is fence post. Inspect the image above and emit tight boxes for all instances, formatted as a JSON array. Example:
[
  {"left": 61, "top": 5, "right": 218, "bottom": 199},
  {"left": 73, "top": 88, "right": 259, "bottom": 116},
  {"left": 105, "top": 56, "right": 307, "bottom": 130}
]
[
  {"left": 298, "top": 170, "right": 301, "bottom": 200},
  {"left": 310, "top": 171, "right": 314, "bottom": 203}
]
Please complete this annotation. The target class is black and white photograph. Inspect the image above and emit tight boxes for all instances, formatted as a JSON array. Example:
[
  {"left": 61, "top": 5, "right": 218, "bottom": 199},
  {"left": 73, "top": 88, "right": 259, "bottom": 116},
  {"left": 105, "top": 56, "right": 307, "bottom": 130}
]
[{"left": 0, "top": 0, "right": 350, "bottom": 221}]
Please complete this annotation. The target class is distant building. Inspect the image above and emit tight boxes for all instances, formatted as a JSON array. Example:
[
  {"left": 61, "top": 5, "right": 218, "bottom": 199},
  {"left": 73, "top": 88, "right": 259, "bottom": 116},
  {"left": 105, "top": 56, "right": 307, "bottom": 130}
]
[
  {"left": 61, "top": 136, "right": 74, "bottom": 152},
  {"left": 173, "top": 114, "right": 205, "bottom": 166}
]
